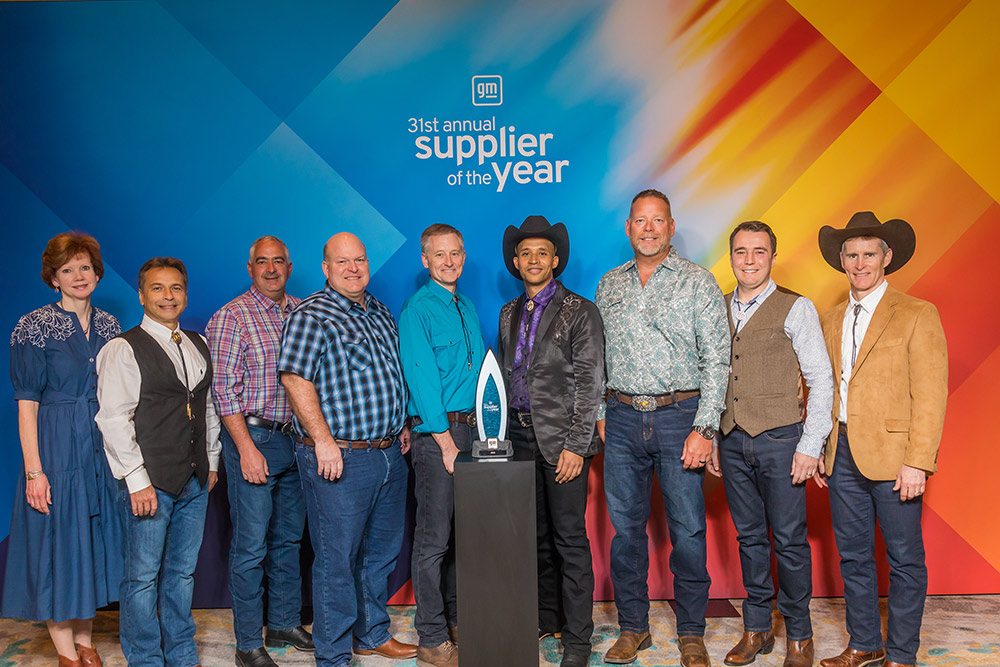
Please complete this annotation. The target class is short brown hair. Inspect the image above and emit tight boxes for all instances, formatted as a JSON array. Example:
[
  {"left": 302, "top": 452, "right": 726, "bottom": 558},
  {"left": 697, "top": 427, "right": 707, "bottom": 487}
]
[
  {"left": 41, "top": 232, "right": 104, "bottom": 288},
  {"left": 630, "top": 188, "right": 671, "bottom": 208},
  {"left": 729, "top": 221, "right": 777, "bottom": 254},
  {"left": 138, "top": 257, "right": 188, "bottom": 289},
  {"left": 420, "top": 223, "right": 464, "bottom": 254}
]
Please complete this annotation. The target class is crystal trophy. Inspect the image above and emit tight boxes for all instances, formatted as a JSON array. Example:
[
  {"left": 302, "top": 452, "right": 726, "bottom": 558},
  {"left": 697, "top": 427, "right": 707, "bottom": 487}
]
[{"left": 472, "top": 349, "right": 513, "bottom": 459}]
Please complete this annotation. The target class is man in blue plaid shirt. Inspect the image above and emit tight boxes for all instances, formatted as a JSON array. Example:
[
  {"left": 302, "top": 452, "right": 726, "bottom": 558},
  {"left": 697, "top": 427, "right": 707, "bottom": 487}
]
[{"left": 278, "top": 232, "right": 416, "bottom": 667}]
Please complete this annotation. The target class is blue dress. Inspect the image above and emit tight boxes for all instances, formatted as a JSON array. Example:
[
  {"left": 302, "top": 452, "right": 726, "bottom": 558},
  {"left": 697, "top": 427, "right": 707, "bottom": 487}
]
[{"left": 2, "top": 303, "right": 124, "bottom": 622}]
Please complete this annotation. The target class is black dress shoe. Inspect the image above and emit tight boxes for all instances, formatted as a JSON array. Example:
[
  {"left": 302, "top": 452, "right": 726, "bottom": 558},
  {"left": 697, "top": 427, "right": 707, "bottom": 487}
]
[
  {"left": 265, "top": 626, "right": 315, "bottom": 652},
  {"left": 235, "top": 647, "right": 277, "bottom": 667},
  {"left": 560, "top": 651, "right": 589, "bottom": 667}
]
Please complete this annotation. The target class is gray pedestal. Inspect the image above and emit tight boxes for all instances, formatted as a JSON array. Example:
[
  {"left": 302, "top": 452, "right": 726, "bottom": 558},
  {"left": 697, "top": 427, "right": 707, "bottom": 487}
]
[{"left": 454, "top": 448, "right": 538, "bottom": 667}]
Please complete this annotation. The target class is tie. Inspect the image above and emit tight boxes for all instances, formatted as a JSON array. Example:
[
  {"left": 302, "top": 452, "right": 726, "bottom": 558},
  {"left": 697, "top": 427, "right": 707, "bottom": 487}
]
[
  {"left": 171, "top": 331, "right": 194, "bottom": 421},
  {"left": 850, "top": 304, "right": 863, "bottom": 369}
]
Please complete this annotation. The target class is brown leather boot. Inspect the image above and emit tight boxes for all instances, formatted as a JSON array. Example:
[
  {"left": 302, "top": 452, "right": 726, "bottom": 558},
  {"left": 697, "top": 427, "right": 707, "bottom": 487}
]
[
  {"left": 75, "top": 644, "right": 103, "bottom": 667},
  {"left": 604, "top": 631, "right": 652, "bottom": 664},
  {"left": 415, "top": 640, "right": 458, "bottom": 667},
  {"left": 819, "top": 647, "right": 886, "bottom": 667},
  {"left": 57, "top": 656, "right": 81, "bottom": 667},
  {"left": 725, "top": 630, "right": 775, "bottom": 665},
  {"left": 679, "top": 636, "right": 712, "bottom": 667},
  {"left": 882, "top": 662, "right": 914, "bottom": 667},
  {"left": 784, "top": 638, "right": 814, "bottom": 667}
]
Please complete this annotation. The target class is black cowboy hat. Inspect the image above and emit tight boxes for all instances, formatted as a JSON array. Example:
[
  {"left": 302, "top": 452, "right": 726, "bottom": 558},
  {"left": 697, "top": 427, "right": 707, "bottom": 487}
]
[
  {"left": 502, "top": 215, "right": 570, "bottom": 279},
  {"left": 818, "top": 211, "right": 915, "bottom": 275}
]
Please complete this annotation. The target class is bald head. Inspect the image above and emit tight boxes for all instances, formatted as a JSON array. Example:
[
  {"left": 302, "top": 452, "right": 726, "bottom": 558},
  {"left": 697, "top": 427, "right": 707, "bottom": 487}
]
[{"left": 322, "top": 232, "right": 370, "bottom": 304}]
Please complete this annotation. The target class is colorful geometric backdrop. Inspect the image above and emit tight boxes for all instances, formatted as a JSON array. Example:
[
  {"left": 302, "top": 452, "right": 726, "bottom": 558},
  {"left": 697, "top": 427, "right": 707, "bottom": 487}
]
[{"left": 2, "top": 0, "right": 998, "bottom": 607}]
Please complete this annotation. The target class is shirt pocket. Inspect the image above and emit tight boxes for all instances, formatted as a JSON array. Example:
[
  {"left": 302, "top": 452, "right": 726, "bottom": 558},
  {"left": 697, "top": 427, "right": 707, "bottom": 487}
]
[{"left": 343, "top": 333, "right": 373, "bottom": 371}]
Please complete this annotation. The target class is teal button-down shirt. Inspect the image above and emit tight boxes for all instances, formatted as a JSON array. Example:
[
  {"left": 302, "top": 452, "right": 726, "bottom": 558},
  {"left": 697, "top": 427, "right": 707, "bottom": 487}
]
[
  {"left": 398, "top": 278, "right": 486, "bottom": 434},
  {"left": 595, "top": 247, "right": 730, "bottom": 428}
]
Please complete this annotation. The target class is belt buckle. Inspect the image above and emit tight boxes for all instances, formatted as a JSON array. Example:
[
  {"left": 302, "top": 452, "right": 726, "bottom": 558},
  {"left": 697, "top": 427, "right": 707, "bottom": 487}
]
[
  {"left": 631, "top": 395, "right": 657, "bottom": 412},
  {"left": 466, "top": 413, "right": 477, "bottom": 429},
  {"left": 517, "top": 412, "right": 532, "bottom": 427}
]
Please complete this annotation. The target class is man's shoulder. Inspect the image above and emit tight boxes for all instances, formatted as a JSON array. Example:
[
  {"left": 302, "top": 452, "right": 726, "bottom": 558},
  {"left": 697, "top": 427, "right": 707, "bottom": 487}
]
[{"left": 597, "top": 261, "right": 633, "bottom": 288}]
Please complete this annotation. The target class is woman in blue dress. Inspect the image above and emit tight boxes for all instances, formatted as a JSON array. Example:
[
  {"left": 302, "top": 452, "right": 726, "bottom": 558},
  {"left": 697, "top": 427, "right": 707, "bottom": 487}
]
[{"left": 2, "top": 233, "right": 123, "bottom": 667}]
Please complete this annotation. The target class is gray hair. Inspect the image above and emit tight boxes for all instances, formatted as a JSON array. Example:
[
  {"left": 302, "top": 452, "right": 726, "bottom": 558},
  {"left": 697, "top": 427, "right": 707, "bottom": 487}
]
[
  {"left": 840, "top": 236, "right": 889, "bottom": 254},
  {"left": 248, "top": 235, "right": 290, "bottom": 264}
]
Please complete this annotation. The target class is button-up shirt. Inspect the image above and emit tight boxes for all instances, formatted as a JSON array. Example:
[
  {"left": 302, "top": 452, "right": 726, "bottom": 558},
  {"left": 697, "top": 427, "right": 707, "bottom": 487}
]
[
  {"left": 596, "top": 246, "right": 730, "bottom": 428},
  {"left": 510, "top": 279, "right": 558, "bottom": 412},
  {"left": 730, "top": 279, "right": 834, "bottom": 457},
  {"left": 839, "top": 279, "right": 888, "bottom": 422},
  {"left": 277, "top": 284, "right": 407, "bottom": 441},
  {"left": 398, "top": 279, "right": 486, "bottom": 434},
  {"left": 96, "top": 315, "right": 221, "bottom": 492},
  {"left": 206, "top": 285, "right": 301, "bottom": 422}
]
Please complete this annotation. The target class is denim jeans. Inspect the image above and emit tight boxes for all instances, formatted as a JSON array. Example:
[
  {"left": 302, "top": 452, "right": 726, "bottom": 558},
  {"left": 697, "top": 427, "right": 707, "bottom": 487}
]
[
  {"left": 603, "top": 395, "right": 709, "bottom": 636},
  {"left": 829, "top": 432, "right": 927, "bottom": 664},
  {"left": 410, "top": 423, "right": 474, "bottom": 647},
  {"left": 223, "top": 425, "right": 307, "bottom": 651},
  {"left": 509, "top": 421, "right": 594, "bottom": 658},
  {"left": 296, "top": 441, "right": 408, "bottom": 667},
  {"left": 118, "top": 475, "right": 209, "bottom": 667},
  {"left": 719, "top": 423, "right": 812, "bottom": 640}
]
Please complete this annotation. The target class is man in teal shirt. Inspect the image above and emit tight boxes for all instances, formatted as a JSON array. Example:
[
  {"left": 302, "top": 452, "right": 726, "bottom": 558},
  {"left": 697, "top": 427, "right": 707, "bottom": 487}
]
[{"left": 398, "top": 223, "right": 486, "bottom": 667}]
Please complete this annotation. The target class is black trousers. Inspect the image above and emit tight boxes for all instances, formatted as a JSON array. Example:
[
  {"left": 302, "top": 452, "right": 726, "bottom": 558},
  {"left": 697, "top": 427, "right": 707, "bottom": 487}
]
[
  {"left": 410, "top": 423, "right": 475, "bottom": 646},
  {"left": 509, "top": 420, "right": 594, "bottom": 657}
]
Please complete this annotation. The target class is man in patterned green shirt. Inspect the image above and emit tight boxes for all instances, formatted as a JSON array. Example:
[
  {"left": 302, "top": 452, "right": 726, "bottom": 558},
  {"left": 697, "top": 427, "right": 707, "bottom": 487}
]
[{"left": 595, "top": 189, "right": 730, "bottom": 667}]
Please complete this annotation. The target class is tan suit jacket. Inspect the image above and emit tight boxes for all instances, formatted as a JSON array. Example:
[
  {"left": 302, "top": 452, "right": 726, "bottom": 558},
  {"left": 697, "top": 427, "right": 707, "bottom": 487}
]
[{"left": 820, "top": 284, "right": 947, "bottom": 480}]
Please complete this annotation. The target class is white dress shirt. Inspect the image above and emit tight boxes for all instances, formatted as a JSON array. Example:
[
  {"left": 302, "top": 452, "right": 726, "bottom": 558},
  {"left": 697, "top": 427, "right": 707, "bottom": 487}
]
[
  {"left": 96, "top": 314, "right": 221, "bottom": 493},
  {"left": 839, "top": 279, "right": 889, "bottom": 422}
]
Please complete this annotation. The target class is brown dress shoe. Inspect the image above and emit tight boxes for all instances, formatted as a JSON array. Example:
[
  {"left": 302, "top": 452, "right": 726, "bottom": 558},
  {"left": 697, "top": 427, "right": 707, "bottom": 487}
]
[
  {"left": 725, "top": 630, "right": 775, "bottom": 665},
  {"left": 819, "top": 647, "right": 886, "bottom": 667},
  {"left": 57, "top": 657, "right": 81, "bottom": 667},
  {"left": 882, "top": 662, "right": 914, "bottom": 667},
  {"left": 784, "top": 639, "right": 814, "bottom": 667},
  {"left": 604, "top": 630, "right": 652, "bottom": 664},
  {"left": 679, "top": 635, "right": 712, "bottom": 667},
  {"left": 354, "top": 637, "right": 419, "bottom": 659},
  {"left": 416, "top": 640, "right": 458, "bottom": 667},
  {"left": 74, "top": 644, "right": 102, "bottom": 667}
]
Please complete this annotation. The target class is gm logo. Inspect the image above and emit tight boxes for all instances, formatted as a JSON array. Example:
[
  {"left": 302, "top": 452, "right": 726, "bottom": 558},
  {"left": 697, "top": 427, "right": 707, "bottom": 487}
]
[{"left": 472, "top": 75, "right": 503, "bottom": 106}]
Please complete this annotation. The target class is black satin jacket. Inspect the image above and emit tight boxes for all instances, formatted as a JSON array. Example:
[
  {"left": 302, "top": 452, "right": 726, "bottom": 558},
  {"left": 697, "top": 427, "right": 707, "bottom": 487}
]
[{"left": 497, "top": 281, "right": 605, "bottom": 466}]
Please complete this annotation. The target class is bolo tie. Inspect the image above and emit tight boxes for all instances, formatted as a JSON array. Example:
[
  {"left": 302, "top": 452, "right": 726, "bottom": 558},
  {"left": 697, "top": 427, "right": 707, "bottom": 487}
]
[
  {"left": 171, "top": 330, "right": 195, "bottom": 421},
  {"left": 453, "top": 294, "right": 474, "bottom": 370}
]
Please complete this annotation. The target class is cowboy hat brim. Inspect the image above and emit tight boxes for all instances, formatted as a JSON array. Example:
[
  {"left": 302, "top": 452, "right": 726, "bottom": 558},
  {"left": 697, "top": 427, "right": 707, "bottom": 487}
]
[
  {"left": 818, "top": 213, "right": 915, "bottom": 275},
  {"left": 502, "top": 217, "right": 569, "bottom": 279}
]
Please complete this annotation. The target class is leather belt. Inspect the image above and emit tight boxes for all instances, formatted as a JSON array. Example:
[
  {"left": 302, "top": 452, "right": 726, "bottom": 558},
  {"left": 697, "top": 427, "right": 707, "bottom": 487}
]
[
  {"left": 838, "top": 421, "right": 848, "bottom": 436},
  {"left": 608, "top": 389, "right": 700, "bottom": 412},
  {"left": 245, "top": 414, "right": 294, "bottom": 434},
  {"left": 411, "top": 411, "right": 477, "bottom": 429},
  {"left": 300, "top": 434, "right": 396, "bottom": 450}
]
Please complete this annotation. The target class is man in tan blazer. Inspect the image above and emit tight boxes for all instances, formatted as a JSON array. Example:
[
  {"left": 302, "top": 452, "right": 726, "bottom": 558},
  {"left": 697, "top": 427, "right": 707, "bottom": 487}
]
[{"left": 815, "top": 212, "right": 948, "bottom": 667}]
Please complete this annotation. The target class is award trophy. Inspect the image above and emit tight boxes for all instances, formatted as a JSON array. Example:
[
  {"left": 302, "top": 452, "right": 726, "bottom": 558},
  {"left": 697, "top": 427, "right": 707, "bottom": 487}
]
[{"left": 472, "top": 349, "right": 513, "bottom": 459}]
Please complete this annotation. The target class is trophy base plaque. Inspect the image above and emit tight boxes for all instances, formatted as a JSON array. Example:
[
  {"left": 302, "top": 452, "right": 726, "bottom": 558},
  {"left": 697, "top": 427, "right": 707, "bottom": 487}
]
[{"left": 472, "top": 437, "right": 513, "bottom": 459}]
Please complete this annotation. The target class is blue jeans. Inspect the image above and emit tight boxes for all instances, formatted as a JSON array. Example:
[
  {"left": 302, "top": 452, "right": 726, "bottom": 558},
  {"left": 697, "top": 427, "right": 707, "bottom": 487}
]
[
  {"left": 603, "top": 395, "right": 709, "bottom": 636},
  {"left": 223, "top": 425, "right": 307, "bottom": 651},
  {"left": 829, "top": 432, "right": 927, "bottom": 664},
  {"left": 296, "top": 441, "right": 408, "bottom": 667},
  {"left": 719, "top": 423, "right": 812, "bottom": 640},
  {"left": 118, "top": 475, "right": 209, "bottom": 667}
]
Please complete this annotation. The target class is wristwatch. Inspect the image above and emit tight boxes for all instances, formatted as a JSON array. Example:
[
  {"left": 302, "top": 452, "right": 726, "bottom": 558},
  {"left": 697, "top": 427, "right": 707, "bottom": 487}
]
[{"left": 693, "top": 425, "right": 717, "bottom": 440}]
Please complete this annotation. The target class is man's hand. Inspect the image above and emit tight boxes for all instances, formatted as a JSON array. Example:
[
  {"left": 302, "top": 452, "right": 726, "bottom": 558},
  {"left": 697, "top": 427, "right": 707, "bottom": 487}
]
[
  {"left": 681, "top": 430, "right": 713, "bottom": 470},
  {"left": 790, "top": 452, "right": 819, "bottom": 485},
  {"left": 440, "top": 443, "right": 460, "bottom": 475},
  {"left": 26, "top": 474, "right": 52, "bottom": 514},
  {"left": 596, "top": 419, "right": 606, "bottom": 443},
  {"left": 315, "top": 439, "right": 344, "bottom": 481},
  {"left": 707, "top": 446, "right": 721, "bottom": 478},
  {"left": 555, "top": 450, "right": 584, "bottom": 484},
  {"left": 894, "top": 464, "right": 927, "bottom": 501},
  {"left": 813, "top": 455, "right": 828, "bottom": 489},
  {"left": 208, "top": 471, "right": 219, "bottom": 492},
  {"left": 130, "top": 484, "right": 158, "bottom": 516},
  {"left": 398, "top": 426, "right": 411, "bottom": 455},
  {"left": 240, "top": 444, "right": 269, "bottom": 485}
]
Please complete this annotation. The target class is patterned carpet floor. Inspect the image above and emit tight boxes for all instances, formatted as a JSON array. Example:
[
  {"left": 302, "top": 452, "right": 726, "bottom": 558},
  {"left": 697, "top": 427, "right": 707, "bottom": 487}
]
[{"left": 1, "top": 596, "right": 997, "bottom": 666}]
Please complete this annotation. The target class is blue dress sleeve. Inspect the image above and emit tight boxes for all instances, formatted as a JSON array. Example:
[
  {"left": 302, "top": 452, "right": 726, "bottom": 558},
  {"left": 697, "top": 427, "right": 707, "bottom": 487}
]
[{"left": 10, "top": 311, "right": 47, "bottom": 402}]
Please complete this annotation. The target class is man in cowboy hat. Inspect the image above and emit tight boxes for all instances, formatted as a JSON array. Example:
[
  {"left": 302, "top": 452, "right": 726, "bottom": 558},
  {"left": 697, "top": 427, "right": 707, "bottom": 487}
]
[
  {"left": 816, "top": 211, "right": 948, "bottom": 667},
  {"left": 496, "top": 215, "right": 605, "bottom": 667}
]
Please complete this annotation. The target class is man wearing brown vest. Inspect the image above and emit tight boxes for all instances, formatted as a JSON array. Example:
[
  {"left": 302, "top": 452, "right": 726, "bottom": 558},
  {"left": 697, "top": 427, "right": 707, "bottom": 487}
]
[{"left": 718, "top": 222, "right": 833, "bottom": 667}]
